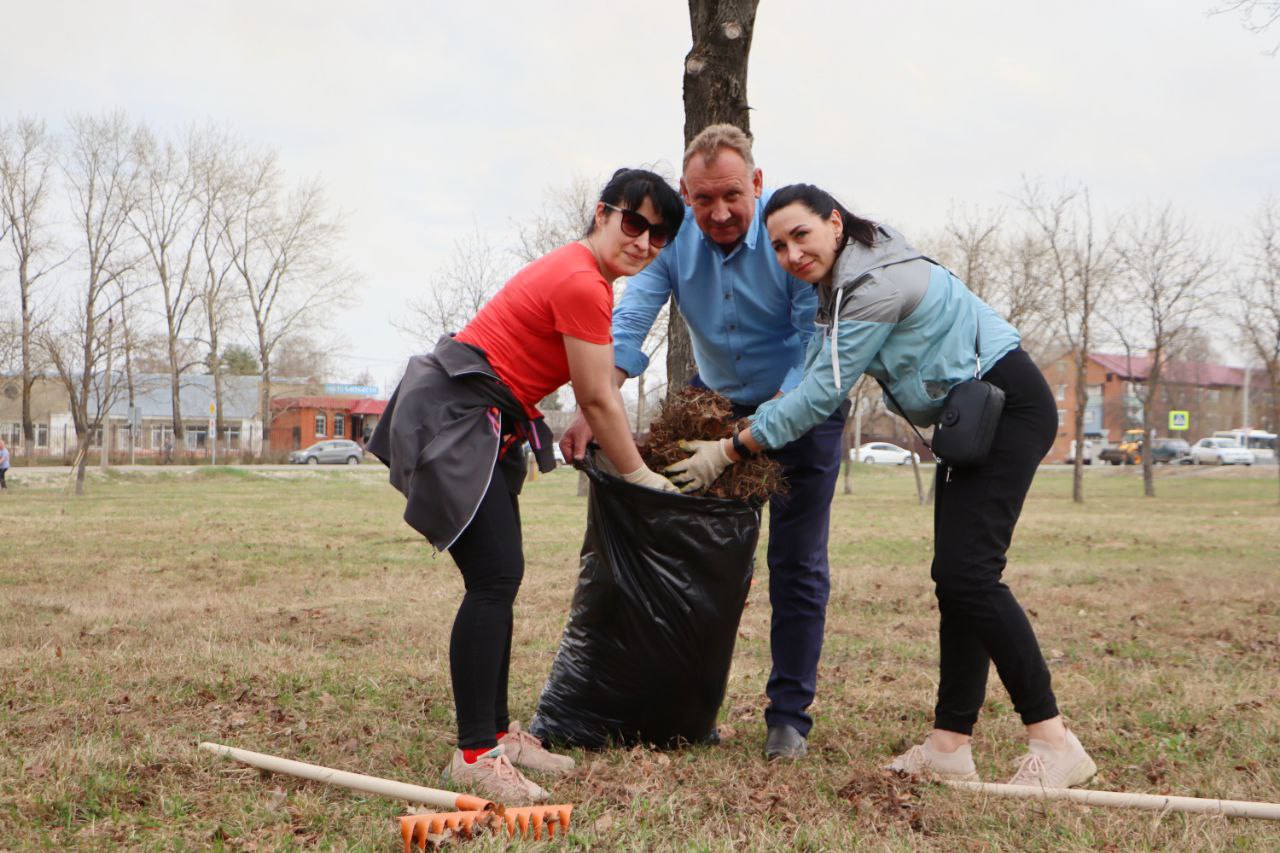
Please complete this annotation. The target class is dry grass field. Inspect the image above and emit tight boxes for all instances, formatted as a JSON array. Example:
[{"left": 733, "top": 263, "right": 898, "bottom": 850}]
[{"left": 1, "top": 462, "right": 1277, "bottom": 850}]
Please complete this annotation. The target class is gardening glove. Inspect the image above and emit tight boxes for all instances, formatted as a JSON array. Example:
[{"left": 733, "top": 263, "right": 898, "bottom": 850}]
[
  {"left": 620, "top": 464, "right": 680, "bottom": 493},
  {"left": 665, "top": 439, "right": 733, "bottom": 493}
]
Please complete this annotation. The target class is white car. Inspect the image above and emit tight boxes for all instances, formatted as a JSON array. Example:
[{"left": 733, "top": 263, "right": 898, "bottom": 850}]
[
  {"left": 853, "top": 442, "right": 920, "bottom": 465},
  {"left": 1189, "top": 437, "right": 1253, "bottom": 466}
]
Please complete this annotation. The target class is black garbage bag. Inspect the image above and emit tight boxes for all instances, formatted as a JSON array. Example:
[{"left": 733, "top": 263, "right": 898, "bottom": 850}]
[{"left": 528, "top": 450, "right": 760, "bottom": 749}]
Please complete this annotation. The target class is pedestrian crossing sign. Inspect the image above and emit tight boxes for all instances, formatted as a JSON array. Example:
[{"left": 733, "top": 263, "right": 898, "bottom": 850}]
[{"left": 1169, "top": 410, "right": 1189, "bottom": 431}]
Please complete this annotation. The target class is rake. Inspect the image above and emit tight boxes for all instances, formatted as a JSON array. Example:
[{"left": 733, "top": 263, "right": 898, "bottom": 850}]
[
  {"left": 199, "top": 742, "right": 573, "bottom": 846},
  {"left": 943, "top": 779, "right": 1280, "bottom": 820}
]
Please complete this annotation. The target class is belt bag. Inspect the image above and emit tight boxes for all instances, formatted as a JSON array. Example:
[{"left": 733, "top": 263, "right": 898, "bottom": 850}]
[{"left": 929, "top": 377, "right": 1004, "bottom": 468}]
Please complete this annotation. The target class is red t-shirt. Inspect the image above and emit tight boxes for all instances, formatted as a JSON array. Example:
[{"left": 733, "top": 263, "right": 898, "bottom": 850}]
[{"left": 456, "top": 242, "right": 612, "bottom": 418}]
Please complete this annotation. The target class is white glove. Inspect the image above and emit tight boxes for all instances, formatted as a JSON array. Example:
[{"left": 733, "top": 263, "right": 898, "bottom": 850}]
[
  {"left": 664, "top": 439, "right": 733, "bottom": 493},
  {"left": 620, "top": 465, "right": 680, "bottom": 493}
]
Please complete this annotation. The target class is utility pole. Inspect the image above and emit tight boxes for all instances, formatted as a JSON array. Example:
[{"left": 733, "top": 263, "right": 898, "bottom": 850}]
[
  {"left": 100, "top": 315, "right": 114, "bottom": 471},
  {"left": 1242, "top": 364, "right": 1251, "bottom": 429}
]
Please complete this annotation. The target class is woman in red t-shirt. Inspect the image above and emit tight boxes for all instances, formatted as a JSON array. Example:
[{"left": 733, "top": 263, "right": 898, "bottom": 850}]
[{"left": 441, "top": 169, "right": 684, "bottom": 803}]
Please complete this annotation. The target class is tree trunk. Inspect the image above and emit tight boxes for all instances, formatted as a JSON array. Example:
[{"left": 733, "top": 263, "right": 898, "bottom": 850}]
[
  {"left": 1142, "top": 363, "right": 1159, "bottom": 498},
  {"left": 1071, "top": 348, "right": 1089, "bottom": 503},
  {"left": 21, "top": 345, "right": 33, "bottom": 466},
  {"left": 259, "top": 356, "right": 272, "bottom": 459},
  {"left": 842, "top": 397, "right": 859, "bottom": 495},
  {"left": 668, "top": 0, "right": 760, "bottom": 402},
  {"left": 168, "top": 335, "right": 185, "bottom": 440},
  {"left": 635, "top": 371, "right": 646, "bottom": 434}
]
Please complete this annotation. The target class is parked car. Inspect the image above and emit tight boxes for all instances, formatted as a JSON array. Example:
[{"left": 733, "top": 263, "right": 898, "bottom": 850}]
[
  {"left": 1065, "top": 439, "right": 1096, "bottom": 465},
  {"left": 1149, "top": 438, "right": 1191, "bottom": 464},
  {"left": 289, "top": 439, "right": 365, "bottom": 465},
  {"left": 853, "top": 442, "right": 920, "bottom": 465},
  {"left": 1188, "top": 437, "right": 1253, "bottom": 466}
]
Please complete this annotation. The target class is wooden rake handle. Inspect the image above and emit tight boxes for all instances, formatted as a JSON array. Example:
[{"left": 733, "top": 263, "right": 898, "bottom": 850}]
[
  {"left": 199, "top": 741, "right": 491, "bottom": 812},
  {"left": 944, "top": 779, "right": 1280, "bottom": 820}
]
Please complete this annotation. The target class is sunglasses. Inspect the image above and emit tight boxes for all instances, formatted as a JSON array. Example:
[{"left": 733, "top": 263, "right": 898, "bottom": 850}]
[{"left": 604, "top": 203, "right": 671, "bottom": 248}]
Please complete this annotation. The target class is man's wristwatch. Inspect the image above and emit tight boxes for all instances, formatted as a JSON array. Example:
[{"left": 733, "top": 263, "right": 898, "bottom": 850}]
[{"left": 731, "top": 432, "right": 757, "bottom": 460}]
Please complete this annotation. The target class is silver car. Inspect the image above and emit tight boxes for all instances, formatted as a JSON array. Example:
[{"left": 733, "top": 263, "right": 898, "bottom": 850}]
[
  {"left": 1189, "top": 438, "right": 1253, "bottom": 466},
  {"left": 289, "top": 439, "right": 364, "bottom": 465}
]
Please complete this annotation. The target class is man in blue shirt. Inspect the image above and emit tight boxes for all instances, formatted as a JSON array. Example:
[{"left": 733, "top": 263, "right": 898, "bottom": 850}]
[{"left": 561, "top": 125, "right": 846, "bottom": 759}]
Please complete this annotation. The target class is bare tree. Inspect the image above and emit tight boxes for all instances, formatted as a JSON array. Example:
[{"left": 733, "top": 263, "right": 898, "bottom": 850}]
[
  {"left": 225, "top": 153, "right": 353, "bottom": 450},
  {"left": 1108, "top": 205, "right": 1216, "bottom": 497},
  {"left": 194, "top": 130, "right": 244, "bottom": 446},
  {"left": 130, "top": 124, "right": 207, "bottom": 441},
  {"left": 1237, "top": 197, "right": 1280, "bottom": 501},
  {"left": 0, "top": 117, "right": 62, "bottom": 464},
  {"left": 394, "top": 225, "right": 509, "bottom": 347},
  {"left": 670, "top": 0, "right": 760, "bottom": 401},
  {"left": 513, "top": 175, "right": 595, "bottom": 264},
  {"left": 1211, "top": 1, "right": 1280, "bottom": 52},
  {"left": 1017, "top": 180, "right": 1115, "bottom": 503},
  {"left": 45, "top": 113, "right": 143, "bottom": 494},
  {"left": 841, "top": 374, "right": 882, "bottom": 495},
  {"left": 929, "top": 204, "right": 1056, "bottom": 358},
  {"left": 628, "top": 298, "right": 671, "bottom": 433},
  {"left": 271, "top": 333, "right": 336, "bottom": 383}
]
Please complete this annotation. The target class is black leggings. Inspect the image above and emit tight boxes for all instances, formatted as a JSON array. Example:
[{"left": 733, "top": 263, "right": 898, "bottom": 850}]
[
  {"left": 447, "top": 461, "right": 524, "bottom": 750},
  {"left": 931, "top": 348, "right": 1060, "bottom": 735}
]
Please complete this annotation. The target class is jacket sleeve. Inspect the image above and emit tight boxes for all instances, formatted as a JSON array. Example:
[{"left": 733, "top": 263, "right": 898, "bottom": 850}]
[
  {"left": 749, "top": 318, "right": 893, "bottom": 449},
  {"left": 779, "top": 276, "right": 819, "bottom": 394},
  {"left": 612, "top": 248, "right": 674, "bottom": 378}
]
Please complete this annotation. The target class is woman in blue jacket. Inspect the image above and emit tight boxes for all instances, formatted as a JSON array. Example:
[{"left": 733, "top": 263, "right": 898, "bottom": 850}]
[{"left": 667, "top": 184, "right": 1097, "bottom": 787}]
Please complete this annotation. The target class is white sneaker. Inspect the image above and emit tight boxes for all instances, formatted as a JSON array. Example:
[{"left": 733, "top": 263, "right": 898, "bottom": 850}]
[
  {"left": 498, "top": 721, "right": 575, "bottom": 775},
  {"left": 442, "top": 744, "right": 549, "bottom": 805},
  {"left": 1007, "top": 729, "right": 1097, "bottom": 788},
  {"left": 885, "top": 735, "right": 980, "bottom": 782}
]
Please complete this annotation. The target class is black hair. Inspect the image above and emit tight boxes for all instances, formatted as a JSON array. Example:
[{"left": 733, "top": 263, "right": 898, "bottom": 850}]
[
  {"left": 762, "top": 184, "right": 879, "bottom": 249},
  {"left": 586, "top": 168, "right": 685, "bottom": 242}
]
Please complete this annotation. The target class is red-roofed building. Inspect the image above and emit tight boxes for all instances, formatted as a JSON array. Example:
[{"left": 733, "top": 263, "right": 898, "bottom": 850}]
[
  {"left": 269, "top": 395, "right": 388, "bottom": 451},
  {"left": 1039, "top": 352, "right": 1272, "bottom": 461}
]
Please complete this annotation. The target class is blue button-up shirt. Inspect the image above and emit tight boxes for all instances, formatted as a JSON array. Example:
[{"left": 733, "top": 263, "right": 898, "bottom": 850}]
[{"left": 612, "top": 193, "right": 817, "bottom": 407}]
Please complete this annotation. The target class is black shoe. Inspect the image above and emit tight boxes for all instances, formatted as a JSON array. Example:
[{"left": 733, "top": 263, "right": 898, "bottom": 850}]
[{"left": 764, "top": 724, "right": 807, "bottom": 760}]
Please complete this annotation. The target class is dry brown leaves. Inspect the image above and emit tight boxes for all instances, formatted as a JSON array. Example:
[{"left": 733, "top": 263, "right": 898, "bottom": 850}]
[
  {"left": 641, "top": 387, "right": 786, "bottom": 502},
  {"left": 838, "top": 769, "right": 928, "bottom": 834}
]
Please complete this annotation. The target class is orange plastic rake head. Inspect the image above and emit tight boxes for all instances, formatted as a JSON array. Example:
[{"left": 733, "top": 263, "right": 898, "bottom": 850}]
[{"left": 400, "top": 804, "right": 573, "bottom": 849}]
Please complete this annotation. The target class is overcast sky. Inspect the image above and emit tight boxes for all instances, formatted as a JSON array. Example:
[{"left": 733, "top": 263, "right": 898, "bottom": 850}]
[{"left": 3, "top": 1, "right": 1277, "bottom": 392}]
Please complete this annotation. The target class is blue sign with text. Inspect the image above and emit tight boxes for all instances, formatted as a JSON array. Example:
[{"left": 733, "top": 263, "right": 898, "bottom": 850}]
[{"left": 323, "top": 384, "right": 379, "bottom": 396}]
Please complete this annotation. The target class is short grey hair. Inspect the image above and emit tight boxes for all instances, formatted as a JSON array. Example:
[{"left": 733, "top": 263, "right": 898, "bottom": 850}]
[{"left": 683, "top": 123, "right": 755, "bottom": 172}]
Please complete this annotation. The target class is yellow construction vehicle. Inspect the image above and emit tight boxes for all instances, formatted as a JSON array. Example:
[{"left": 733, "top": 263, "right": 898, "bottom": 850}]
[{"left": 1099, "top": 428, "right": 1146, "bottom": 465}]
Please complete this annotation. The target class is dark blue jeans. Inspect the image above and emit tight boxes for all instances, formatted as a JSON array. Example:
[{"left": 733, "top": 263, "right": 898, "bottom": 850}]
[{"left": 733, "top": 401, "right": 846, "bottom": 736}]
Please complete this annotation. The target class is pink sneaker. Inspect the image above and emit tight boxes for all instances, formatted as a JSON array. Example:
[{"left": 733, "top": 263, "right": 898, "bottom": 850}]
[
  {"left": 885, "top": 735, "right": 981, "bottom": 781},
  {"left": 498, "top": 721, "right": 575, "bottom": 775},
  {"left": 1007, "top": 729, "right": 1097, "bottom": 788},
  {"left": 442, "top": 744, "right": 549, "bottom": 805}
]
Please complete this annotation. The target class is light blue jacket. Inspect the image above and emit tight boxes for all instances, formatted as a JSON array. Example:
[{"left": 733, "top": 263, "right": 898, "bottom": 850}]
[{"left": 750, "top": 224, "right": 1020, "bottom": 449}]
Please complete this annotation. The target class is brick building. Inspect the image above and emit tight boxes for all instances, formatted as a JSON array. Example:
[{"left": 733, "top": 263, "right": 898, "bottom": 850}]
[
  {"left": 1040, "top": 352, "right": 1272, "bottom": 461},
  {"left": 268, "top": 395, "right": 387, "bottom": 451}
]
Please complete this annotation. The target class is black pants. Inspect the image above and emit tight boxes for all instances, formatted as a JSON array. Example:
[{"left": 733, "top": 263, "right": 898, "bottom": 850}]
[
  {"left": 446, "top": 450, "right": 525, "bottom": 750},
  {"left": 0, "top": 468, "right": 6, "bottom": 488},
  {"left": 931, "top": 348, "right": 1060, "bottom": 735}
]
